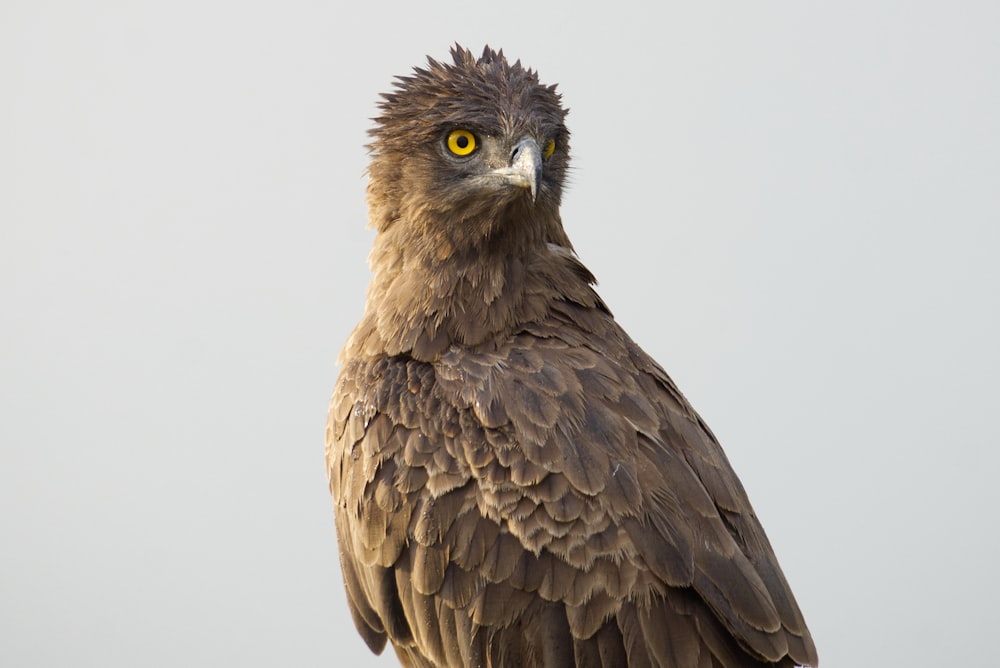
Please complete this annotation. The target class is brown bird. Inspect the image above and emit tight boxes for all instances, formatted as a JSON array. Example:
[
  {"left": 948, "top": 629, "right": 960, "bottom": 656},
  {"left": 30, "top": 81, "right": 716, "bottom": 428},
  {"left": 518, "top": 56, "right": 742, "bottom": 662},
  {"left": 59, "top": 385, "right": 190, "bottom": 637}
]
[{"left": 327, "top": 45, "right": 818, "bottom": 667}]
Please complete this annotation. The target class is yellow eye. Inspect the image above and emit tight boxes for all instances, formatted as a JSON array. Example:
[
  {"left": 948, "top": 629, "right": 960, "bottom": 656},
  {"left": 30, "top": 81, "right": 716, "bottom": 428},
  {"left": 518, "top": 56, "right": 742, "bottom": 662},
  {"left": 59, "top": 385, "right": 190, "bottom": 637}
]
[
  {"left": 543, "top": 138, "right": 556, "bottom": 159},
  {"left": 447, "top": 129, "right": 477, "bottom": 156}
]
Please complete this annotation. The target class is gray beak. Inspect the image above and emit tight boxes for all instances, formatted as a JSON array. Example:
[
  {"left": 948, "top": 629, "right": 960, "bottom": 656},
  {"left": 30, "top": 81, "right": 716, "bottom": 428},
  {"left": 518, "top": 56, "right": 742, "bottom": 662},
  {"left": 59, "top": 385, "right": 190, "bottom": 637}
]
[{"left": 490, "top": 137, "right": 542, "bottom": 201}]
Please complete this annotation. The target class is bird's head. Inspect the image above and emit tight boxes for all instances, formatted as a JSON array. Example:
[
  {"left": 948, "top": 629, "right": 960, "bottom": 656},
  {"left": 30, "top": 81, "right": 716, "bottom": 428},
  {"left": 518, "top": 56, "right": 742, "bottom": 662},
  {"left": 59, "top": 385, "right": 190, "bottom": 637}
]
[{"left": 366, "top": 45, "right": 571, "bottom": 250}]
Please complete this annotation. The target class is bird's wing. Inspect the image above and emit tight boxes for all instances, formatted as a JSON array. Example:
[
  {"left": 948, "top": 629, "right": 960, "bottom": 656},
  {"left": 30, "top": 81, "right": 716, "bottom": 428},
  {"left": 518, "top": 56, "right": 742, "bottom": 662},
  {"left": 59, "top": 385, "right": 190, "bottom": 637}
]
[{"left": 327, "top": 303, "right": 817, "bottom": 667}]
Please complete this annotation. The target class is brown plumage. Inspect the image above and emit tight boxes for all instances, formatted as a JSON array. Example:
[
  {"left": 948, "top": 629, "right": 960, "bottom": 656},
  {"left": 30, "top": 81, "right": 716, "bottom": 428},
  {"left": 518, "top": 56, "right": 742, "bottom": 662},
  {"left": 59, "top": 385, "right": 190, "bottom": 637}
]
[{"left": 327, "top": 45, "right": 818, "bottom": 667}]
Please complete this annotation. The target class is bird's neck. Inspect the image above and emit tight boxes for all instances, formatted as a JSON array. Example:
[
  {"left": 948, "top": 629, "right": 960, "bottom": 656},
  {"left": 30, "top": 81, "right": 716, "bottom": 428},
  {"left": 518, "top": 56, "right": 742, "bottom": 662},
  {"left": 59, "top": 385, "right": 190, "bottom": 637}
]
[{"left": 342, "top": 213, "right": 599, "bottom": 362}]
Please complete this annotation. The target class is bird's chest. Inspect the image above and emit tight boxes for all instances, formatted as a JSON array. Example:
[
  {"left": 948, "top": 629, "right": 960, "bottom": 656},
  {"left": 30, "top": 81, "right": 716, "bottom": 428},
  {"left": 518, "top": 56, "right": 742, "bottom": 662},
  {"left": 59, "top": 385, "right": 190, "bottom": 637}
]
[
  {"left": 330, "top": 341, "right": 629, "bottom": 568},
  {"left": 330, "top": 339, "right": 599, "bottom": 517}
]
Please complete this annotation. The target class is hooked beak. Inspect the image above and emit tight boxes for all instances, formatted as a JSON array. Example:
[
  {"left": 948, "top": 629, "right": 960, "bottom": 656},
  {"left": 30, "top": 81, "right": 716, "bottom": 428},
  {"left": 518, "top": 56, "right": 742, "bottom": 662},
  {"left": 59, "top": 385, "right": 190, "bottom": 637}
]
[{"left": 489, "top": 137, "right": 542, "bottom": 201}]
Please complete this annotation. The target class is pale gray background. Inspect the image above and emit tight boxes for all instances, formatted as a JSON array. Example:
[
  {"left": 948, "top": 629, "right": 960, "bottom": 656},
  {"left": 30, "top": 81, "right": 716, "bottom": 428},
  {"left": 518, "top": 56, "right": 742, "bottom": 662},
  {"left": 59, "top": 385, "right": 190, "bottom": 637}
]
[{"left": 3, "top": 2, "right": 998, "bottom": 666}]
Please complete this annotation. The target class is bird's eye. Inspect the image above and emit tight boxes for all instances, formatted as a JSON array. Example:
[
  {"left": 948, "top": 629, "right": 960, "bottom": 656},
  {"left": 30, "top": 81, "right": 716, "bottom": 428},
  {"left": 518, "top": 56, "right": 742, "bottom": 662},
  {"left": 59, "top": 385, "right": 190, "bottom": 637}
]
[
  {"left": 446, "top": 129, "right": 477, "bottom": 156},
  {"left": 543, "top": 138, "right": 556, "bottom": 159}
]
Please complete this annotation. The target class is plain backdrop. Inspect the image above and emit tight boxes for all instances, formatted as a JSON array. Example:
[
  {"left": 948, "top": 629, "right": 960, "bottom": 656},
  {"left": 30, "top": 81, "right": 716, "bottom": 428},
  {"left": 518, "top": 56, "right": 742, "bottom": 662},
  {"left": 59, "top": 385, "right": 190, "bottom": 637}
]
[{"left": 3, "top": 2, "right": 998, "bottom": 666}]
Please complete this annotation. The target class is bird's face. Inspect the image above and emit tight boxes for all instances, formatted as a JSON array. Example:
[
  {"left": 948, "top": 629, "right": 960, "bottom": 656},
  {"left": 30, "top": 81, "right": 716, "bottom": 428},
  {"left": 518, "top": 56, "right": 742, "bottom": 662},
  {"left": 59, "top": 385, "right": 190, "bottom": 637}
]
[
  {"left": 420, "top": 119, "right": 567, "bottom": 229},
  {"left": 440, "top": 128, "right": 551, "bottom": 203},
  {"left": 366, "top": 46, "right": 570, "bottom": 246}
]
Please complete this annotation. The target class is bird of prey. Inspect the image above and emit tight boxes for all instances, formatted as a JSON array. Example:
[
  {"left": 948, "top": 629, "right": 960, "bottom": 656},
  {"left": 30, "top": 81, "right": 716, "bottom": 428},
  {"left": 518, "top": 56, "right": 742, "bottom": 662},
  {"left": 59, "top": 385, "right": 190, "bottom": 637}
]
[{"left": 327, "top": 45, "right": 818, "bottom": 667}]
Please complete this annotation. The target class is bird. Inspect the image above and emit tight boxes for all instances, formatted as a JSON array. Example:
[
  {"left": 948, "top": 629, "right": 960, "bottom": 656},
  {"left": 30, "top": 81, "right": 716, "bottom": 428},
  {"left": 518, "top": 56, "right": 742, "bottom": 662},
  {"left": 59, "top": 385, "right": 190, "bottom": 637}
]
[{"left": 326, "top": 45, "right": 819, "bottom": 667}]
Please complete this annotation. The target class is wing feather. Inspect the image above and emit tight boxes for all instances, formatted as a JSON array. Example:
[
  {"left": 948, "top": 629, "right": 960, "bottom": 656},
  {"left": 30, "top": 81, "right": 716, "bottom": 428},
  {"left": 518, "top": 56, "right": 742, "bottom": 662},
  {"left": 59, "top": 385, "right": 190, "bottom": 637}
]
[{"left": 328, "top": 297, "right": 817, "bottom": 666}]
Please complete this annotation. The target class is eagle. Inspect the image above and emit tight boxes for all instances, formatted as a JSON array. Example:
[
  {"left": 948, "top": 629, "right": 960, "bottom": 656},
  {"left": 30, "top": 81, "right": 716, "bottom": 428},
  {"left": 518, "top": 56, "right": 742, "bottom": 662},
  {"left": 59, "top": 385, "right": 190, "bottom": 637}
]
[{"left": 327, "top": 45, "right": 818, "bottom": 667}]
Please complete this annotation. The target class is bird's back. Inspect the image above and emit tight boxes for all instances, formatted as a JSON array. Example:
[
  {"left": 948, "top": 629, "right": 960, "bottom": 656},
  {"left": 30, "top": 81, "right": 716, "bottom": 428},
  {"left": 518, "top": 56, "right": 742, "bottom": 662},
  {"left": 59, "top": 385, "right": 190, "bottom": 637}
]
[{"left": 328, "top": 256, "right": 817, "bottom": 667}]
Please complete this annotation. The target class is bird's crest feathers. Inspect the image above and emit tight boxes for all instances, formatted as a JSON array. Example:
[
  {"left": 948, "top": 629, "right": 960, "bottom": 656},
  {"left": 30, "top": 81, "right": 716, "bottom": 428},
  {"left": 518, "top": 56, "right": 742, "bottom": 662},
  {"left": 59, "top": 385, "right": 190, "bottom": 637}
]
[{"left": 369, "top": 44, "right": 565, "bottom": 154}]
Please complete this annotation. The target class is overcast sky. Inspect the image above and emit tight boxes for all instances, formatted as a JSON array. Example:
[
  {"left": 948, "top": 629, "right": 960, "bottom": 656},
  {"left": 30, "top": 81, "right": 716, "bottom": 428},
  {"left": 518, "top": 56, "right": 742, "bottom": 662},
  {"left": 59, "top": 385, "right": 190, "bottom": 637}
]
[{"left": 3, "top": 2, "right": 999, "bottom": 666}]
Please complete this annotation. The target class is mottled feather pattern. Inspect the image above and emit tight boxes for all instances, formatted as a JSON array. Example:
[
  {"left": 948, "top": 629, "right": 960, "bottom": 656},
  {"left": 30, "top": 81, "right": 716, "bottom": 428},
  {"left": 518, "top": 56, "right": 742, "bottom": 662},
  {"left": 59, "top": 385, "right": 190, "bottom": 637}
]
[
  {"left": 330, "top": 294, "right": 814, "bottom": 665},
  {"left": 328, "top": 45, "right": 817, "bottom": 667}
]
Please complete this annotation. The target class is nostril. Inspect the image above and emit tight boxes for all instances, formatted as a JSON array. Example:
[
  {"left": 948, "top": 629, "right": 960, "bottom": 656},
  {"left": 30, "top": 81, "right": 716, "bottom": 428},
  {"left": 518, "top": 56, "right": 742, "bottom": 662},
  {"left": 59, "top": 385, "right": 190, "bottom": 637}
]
[{"left": 510, "top": 146, "right": 521, "bottom": 162}]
